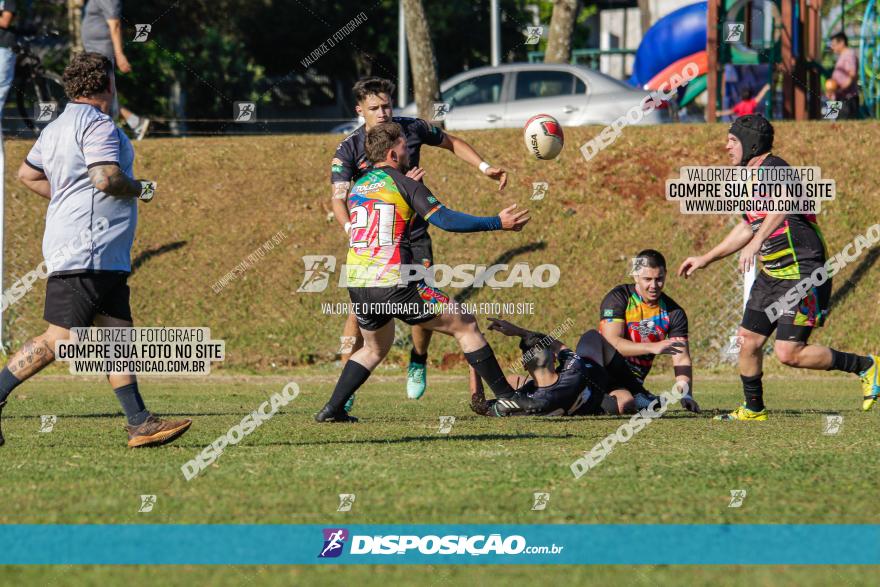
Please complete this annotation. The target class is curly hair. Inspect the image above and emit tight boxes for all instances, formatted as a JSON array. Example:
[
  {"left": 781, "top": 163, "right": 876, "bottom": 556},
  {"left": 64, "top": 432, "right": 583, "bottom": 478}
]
[{"left": 63, "top": 52, "right": 113, "bottom": 100}]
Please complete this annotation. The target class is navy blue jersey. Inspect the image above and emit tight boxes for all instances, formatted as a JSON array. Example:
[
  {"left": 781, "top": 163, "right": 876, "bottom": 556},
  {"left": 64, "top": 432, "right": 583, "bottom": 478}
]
[
  {"left": 514, "top": 350, "right": 600, "bottom": 415},
  {"left": 331, "top": 117, "right": 446, "bottom": 239}
]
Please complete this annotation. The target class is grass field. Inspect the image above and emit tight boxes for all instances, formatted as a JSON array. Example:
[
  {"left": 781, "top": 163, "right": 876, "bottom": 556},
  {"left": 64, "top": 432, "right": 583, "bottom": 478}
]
[
  {"left": 1, "top": 371, "right": 878, "bottom": 583},
  {"left": 3, "top": 122, "right": 880, "bottom": 368},
  {"left": 3, "top": 123, "right": 879, "bottom": 582}
]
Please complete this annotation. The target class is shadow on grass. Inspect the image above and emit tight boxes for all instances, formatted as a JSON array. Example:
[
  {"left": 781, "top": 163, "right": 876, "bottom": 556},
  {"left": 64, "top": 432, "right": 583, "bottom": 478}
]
[
  {"left": 453, "top": 241, "right": 547, "bottom": 304},
  {"left": 269, "top": 432, "right": 577, "bottom": 447},
  {"left": 131, "top": 240, "right": 188, "bottom": 273}
]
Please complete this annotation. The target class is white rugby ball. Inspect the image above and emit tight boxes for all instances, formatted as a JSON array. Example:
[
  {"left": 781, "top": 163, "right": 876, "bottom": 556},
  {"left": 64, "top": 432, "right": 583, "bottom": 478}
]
[{"left": 523, "top": 114, "right": 564, "bottom": 160}]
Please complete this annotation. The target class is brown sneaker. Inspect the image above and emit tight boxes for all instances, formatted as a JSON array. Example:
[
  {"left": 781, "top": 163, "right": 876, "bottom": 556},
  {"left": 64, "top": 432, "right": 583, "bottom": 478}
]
[
  {"left": 0, "top": 400, "right": 6, "bottom": 446},
  {"left": 126, "top": 415, "right": 192, "bottom": 448}
]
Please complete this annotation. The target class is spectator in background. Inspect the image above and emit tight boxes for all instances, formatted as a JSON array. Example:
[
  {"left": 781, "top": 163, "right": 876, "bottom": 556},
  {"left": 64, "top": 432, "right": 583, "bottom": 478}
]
[
  {"left": 718, "top": 84, "right": 770, "bottom": 119},
  {"left": 0, "top": 1, "right": 17, "bottom": 128},
  {"left": 82, "top": 0, "right": 150, "bottom": 139},
  {"left": 828, "top": 32, "right": 860, "bottom": 120}
]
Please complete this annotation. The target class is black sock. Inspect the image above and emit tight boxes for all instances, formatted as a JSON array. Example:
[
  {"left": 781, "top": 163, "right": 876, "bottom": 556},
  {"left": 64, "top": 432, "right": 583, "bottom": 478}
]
[
  {"left": 114, "top": 383, "right": 150, "bottom": 426},
  {"left": 410, "top": 349, "right": 428, "bottom": 365},
  {"left": 741, "top": 373, "right": 764, "bottom": 411},
  {"left": 829, "top": 349, "right": 873, "bottom": 375},
  {"left": 464, "top": 345, "right": 514, "bottom": 398},
  {"left": 327, "top": 361, "right": 371, "bottom": 412},
  {"left": 0, "top": 367, "right": 22, "bottom": 403},
  {"left": 604, "top": 346, "right": 649, "bottom": 396}
]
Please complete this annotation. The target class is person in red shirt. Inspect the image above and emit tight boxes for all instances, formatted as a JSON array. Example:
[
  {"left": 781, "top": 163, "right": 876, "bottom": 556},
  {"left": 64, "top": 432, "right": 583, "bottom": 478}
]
[{"left": 719, "top": 84, "right": 770, "bottom": 119}]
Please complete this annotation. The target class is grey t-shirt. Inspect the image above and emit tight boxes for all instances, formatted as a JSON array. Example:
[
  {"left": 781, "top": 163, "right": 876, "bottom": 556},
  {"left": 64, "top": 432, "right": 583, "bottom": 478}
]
[
  {"left": 0, "top": 0, "right": 17, "bottom": 49},
  {"left": 82, "top": 0, "right": 122, "bottom": 58},
  {"left": 26, "top": 102, "right": 137, "bottom": 275}
]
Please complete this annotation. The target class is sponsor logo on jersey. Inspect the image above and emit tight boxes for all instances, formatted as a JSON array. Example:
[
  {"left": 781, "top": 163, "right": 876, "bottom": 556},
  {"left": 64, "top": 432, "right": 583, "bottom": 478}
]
[{"left": 353, "top": 180, "right": 386, "bottom": 194}]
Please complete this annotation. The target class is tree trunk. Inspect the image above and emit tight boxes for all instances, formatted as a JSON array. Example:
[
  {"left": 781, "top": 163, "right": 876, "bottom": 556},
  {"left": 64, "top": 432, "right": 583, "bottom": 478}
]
[
  {"left": 401, "top": 0, "right": 439, "bottom": 120},
  {"left": 68, "top": 0, "right": 84, "bottom": 57},
  {"left": 638, "top": 0, "right": 652, "bottom": 36},
  {"left": 544, "top": 0, "right": 579, "bottom": 63}
]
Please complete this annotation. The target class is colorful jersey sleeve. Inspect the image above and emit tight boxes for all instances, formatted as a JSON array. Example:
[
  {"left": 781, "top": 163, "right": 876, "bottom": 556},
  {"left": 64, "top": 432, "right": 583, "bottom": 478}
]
[{"left": 400, "top": 178, "right": 444, "bottom": 221}]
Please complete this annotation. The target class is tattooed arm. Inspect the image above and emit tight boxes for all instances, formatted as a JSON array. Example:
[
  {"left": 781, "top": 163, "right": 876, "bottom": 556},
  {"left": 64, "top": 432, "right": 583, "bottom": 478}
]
[
  {"left": 88, "top": 163, "right": 143, "bottom": 197},
  {"left": 331, "top": 181, "right": 351, "bottom": 232}
]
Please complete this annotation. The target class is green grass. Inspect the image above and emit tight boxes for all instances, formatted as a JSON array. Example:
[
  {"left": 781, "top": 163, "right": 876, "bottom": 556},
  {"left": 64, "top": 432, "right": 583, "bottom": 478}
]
[
  {"left": 0, "top": 372, "right": 878, "bottom": 583},
  {"left": 4, "top": 122, "right": 880, "bottom": 367}
]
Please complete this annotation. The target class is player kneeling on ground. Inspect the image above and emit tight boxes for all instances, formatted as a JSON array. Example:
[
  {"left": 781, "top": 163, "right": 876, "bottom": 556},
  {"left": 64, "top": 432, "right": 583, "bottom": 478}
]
[
  {"left": 599, "top": 249, "right": 700, "bottom": 413},
  {"left": 0, "top": 53, "right": 192, "bottom": 448},
  {"left": 470, "top": 319, "right": 681, "bottom": 417},
  {"left": 315, "top": 122, "right": 529, "bottom": 422}
]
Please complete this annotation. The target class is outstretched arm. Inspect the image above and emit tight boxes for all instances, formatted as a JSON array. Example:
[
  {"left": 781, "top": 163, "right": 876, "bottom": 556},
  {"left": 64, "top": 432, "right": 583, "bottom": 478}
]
[
  {"left": 487, "top": 318, "right": 567, "bottom": 353},
  {"left": 411, "top": 179, "right": 529, "bottom": 232},
  {"left": 755, "top": 83, "right": 771, "bottom": 103},
  {"left": 678, "top": 219, "right": 754, "bottom": 278}
]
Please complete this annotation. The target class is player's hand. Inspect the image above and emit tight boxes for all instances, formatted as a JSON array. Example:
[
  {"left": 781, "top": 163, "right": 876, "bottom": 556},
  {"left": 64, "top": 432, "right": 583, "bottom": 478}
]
[
  {"left": 116, "top": 53, "right": 132, "bottom": 74},
  {"left": 487, "top": 317, "right": 525, "bottom": 337},
  {"left": 680, "top": 395, "right": 701, "bottom": 413},
  {"left": 405, "top": 166, "right": 426, "bottom": 182},
  {"left": 484, "top": 166, "right": 508, "bottom": 191},
  {"left": 677, "top": 256, "right": 707, "bottom": 279},
  {"left": 650, "top": 340, "right": 686, "bottom": 355},
  {"left": 498, "top": 203, "right": 529, "bottom": 231},
  {"left": 738, "top": 241, "right": 761, "bottom": 273}
]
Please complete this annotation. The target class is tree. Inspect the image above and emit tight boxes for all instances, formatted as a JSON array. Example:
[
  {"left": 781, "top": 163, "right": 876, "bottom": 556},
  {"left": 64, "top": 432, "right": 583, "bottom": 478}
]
[
  {"left": 638, "top": 0, "right": 652, "bottom": 37},
  {"left": 67, "top": 0, "right": 83, "bottom": 56},
  {"left": 402, "top": 0, "right": 439, "bottom": 118},
  {"left": 544, "top": 0, "right": 578, "bottom": 63}
]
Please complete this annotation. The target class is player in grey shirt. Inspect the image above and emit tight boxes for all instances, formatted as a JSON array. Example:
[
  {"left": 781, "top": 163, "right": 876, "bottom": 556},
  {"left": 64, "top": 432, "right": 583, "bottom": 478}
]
[
  {"left": 0, "top": 52, "right": 191, "bottom": 449},
  {"left": 82, "top": 0, "right": 150, "bottom": 139}
]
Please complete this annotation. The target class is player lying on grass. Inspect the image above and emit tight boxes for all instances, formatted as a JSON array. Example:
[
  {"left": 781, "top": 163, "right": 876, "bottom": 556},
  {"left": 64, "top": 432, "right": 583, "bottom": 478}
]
[
  {"left": 678, "top": 114, "right": 879, "bottom": 420},
  {"left": 315, "top": 122, "right": 529, "bottom": 422},
  {"left": 330, "top": 77, "right": 508, "bottom": 403},
  {"left": 599, "top": 249, "right": 700, "bottom": 413},
  {"left": 469, "top": 319, "right": 682, "bottom": 417},
  {"left": 0, "top": 52, "right": 191, "bottom": 448}
]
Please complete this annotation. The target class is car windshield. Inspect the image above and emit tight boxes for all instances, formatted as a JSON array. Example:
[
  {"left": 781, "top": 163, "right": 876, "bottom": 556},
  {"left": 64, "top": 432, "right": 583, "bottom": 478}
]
[{"left": 441, "top": 73, "right": 503, "bottom": 107}]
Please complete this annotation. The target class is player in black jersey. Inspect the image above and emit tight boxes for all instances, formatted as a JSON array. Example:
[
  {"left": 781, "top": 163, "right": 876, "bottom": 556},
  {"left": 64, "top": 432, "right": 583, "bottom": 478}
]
[
  {"left": 678, "top": 114, "right": 879, "bottom": 419},
  {"left": 469, "top": 319, "right": 662, "bottom": 418},
  {"left": 329, "top": 77, "right": 508, "bottom": 403}
]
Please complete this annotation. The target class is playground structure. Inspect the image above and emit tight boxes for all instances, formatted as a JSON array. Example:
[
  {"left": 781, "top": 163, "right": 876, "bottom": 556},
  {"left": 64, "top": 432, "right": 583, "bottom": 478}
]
[
  {"left": 627, "top": 0, "right": 879, "bottom": 120},
  {"left": 526, "top": 0, "right": 878, "bottom": 119}
]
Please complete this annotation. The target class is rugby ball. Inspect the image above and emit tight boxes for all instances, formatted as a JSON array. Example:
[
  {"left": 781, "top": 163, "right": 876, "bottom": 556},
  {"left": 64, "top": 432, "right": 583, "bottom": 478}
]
[{"left": 524, "top": 114, "right": 564, "bottom": 160}]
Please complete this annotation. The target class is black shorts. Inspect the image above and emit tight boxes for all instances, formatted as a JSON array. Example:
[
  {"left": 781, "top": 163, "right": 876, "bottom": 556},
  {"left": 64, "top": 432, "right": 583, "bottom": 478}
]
[
  {"left": 409, "top": 232, "right": 434, "bottom": 268},
  {"left": 742, "top": 270, "right": 831, "bottom": 342},
  {"left": 348, "top": 281, "right": 449, "bottom": 331},
  {"left": 44, "top": 272, "right": 132, "bottom": 329}
]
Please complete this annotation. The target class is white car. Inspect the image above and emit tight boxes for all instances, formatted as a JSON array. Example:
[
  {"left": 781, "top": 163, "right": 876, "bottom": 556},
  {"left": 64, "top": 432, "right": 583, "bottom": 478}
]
[{"left": 399, "top": 63, "right": 671, "bottom": 130}]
